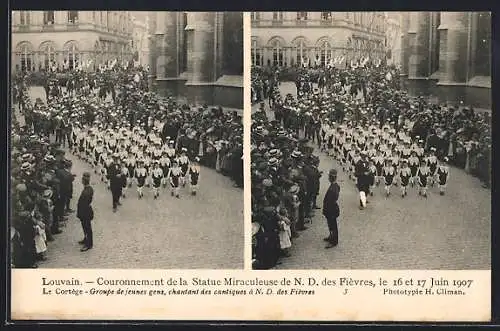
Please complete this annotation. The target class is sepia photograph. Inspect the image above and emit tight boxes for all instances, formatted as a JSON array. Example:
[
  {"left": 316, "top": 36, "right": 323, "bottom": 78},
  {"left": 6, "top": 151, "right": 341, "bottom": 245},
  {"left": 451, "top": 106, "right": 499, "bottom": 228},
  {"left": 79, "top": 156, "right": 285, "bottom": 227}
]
[
  {"left": 251, "top": 12, "right": 491, "bottom": 270},
  {"left": 10, "top": 11, "right": 244, "bottom": 269}
]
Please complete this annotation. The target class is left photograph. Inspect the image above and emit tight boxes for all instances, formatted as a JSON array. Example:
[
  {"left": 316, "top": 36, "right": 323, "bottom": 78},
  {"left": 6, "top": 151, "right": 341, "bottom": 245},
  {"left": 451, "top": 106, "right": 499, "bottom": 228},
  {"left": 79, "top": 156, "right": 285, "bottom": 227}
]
[{"left": 10, "top": 11, "right": 244, "bottom": 269}]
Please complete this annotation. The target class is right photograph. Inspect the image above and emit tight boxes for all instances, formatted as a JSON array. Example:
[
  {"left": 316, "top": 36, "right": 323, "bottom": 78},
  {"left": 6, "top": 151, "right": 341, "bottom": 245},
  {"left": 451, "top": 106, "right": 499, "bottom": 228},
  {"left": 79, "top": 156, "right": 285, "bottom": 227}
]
[{"left": 250, "top": 12, "right": 491, "bottom": 270}]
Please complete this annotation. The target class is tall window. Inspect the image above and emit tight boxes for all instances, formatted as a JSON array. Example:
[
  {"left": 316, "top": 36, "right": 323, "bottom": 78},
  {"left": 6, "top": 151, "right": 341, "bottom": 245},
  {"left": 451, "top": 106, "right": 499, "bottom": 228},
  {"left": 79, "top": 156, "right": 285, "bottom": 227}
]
[
  {"left": 297, "top": 12, "right": 308, "bottom": 21},
  {"left": 317, "top": 40, "right": 331, "bottom": 66},
  {"left": 43, "top": 11, "right": 55, "bottom": 25},
  {"left": 321, "top": 12, "right": 332, "bottom": 21},
  {"left": 107, "top": 11, "right": 111, "bottom": 28},
  {"left": 294, "top": 40, "right": 307, "bottom": 65},
  {"left": 40, "top": 42, "right": 57, "bottom": 70},
  {"left": 251, "top": 39, "right": 262, "bottom": 66},
  {"left": 251, "top": 12, "right": 260, "bottom": 21},
  {"left": 64, "top": 41, "right": 79, "bottom": 69},
  {"left": 17, "top": 42, "right": 34, "bottom": 72},
  {"left": 182, "top": 12, "right": 188, "bottom": 72},
  {"left": 476, "top": 12, "right": 491, "bottom": 77},
  {"left": 67, "top": 11, "right": 78, "bottom": 24},
  {"left": 19, "top": 11, "right": 30, "bottom": 25},
  {"left": 272, "top": 40, "right": 284, "bottom": 66},
  {"left": 272, "top": 12, "right": 283, "bottom": 21}
]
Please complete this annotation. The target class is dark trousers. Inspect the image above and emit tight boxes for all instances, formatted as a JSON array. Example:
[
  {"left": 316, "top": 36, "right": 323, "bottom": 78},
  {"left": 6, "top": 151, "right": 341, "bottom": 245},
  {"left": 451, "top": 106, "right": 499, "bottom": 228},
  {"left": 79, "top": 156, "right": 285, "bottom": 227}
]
[
  {"left": 64, "top": 194, "right": 71, "bottom": 211},
  {"left": 326, "top": 215, "right": 338, "bottom": 244},
  {"left": 52, "top": 199, "right": 64, "bottom": 231},
  {"left": 80, "top": 218, "right": 93, "bottom": 248},
  {"left": 111, "top": 187, "right": 121, "bottom": 209},
  {"left": 297, "top": 202, "right": 306, "bottom": 229}
]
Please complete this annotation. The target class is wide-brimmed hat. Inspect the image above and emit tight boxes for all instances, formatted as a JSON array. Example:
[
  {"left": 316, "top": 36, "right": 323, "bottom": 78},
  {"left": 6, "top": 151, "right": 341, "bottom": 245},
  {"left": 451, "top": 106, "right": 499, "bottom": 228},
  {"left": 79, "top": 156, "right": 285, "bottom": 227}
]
[
  {"left": 20, "top": 162, "right": 32, "bottom": 171},
  {"left": 289, "top": 185, "right": 300, "bottom": 194},
  {"left": 42, "top": 189, "right": 53, "bottom": 199},
  {"left": 268, "top": 158, "right": 279, "bottom": 166}
]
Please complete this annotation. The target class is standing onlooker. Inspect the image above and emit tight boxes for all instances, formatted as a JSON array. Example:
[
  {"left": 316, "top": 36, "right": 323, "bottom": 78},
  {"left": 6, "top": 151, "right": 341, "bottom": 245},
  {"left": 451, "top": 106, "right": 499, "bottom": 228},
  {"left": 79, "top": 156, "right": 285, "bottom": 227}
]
[
  {"left": 77, "top": 172, "right": 94, "bottom": 252},
  {"left": 323, "top": 169, "right": 340, "bottom": 249}
]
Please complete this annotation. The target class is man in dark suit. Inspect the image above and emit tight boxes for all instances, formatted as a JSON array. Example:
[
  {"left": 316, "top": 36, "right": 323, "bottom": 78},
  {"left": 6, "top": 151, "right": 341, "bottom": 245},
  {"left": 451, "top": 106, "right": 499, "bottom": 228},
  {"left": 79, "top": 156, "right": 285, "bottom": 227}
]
[
  {"left": 323, "top": 169, "right": 340, "bottom": 249},
  {"left": 77, "top": 172, "right": 94, "bottom": 252},
  {"left": 355, "top": 151, "right": 370, "bottom": 209},
  {"left": 107, "top": 153, "right": 123, "bottom": 212}
]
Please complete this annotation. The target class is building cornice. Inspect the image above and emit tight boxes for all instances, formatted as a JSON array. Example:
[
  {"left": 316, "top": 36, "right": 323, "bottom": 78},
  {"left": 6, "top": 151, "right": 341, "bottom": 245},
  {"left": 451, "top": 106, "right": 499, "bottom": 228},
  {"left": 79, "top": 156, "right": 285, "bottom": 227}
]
[
  {"left": 251, "top": 22, "right": 385, "bottom": 37},
  {"left": 12, "top": 24, "right": 132, "bottom": 40}
]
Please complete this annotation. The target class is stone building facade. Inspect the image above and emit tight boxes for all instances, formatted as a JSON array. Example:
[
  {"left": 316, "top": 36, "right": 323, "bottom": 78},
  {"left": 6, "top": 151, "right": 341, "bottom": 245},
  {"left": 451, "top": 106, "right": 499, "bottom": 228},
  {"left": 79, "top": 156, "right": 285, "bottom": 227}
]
[
  {"left": 131, "top": 14, "right": 149, "bottom": 66},
  {"left": 148, "top": 12, "right": 243, "bottom": 109},
  {"left": 400, "top": 12, "right": 491, "bottom": 108},
  {"left": 251, "top": 12, "right": 387, "bottom": 68},
  {"left": 385, "top": 12, "right": 402, "bottom": 67},
  {"left": 11, "top": 11, "right": 135, "bottom": 72}
]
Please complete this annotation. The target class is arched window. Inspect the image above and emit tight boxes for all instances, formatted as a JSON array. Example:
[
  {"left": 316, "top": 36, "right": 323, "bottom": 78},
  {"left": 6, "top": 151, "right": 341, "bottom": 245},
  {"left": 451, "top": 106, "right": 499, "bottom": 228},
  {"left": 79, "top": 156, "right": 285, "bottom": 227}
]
[
  {"left": 317, "top": 40, "right": 331, "bottom": 66},
  {"left": 39, "top": 41, "right": 57, "bottom": 70},
  {"left": 251, "top": 39, "right": 262, "bottom": 66},
  {"left": 64, "top": 41, "right": 79, "bottom": 69},
  {"left": 293, "top": 39, "right": 307, "bottom": 66},
  {"left": 16, "top": 42, "right": 34, "bottom": 72},
  {"left": 271, "top": 40, "right": 284, "bottom": 66}
]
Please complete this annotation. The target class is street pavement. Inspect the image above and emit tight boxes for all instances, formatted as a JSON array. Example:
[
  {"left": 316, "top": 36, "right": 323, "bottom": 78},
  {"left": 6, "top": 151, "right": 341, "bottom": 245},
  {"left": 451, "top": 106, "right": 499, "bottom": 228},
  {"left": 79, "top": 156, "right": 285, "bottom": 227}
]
[
  {"left": 19, "top": 87, "right": 244, "bottom": 269},
  {"left": 254, "top": 81, "right": 491, "bottom": 270}
]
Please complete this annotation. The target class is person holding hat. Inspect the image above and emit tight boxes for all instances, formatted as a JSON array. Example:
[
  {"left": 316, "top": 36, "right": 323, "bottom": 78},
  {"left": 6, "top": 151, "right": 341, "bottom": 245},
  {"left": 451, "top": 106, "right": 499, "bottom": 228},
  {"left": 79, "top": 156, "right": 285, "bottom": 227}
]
[
  {"left": 77, "top": 172, "right": 94, "bottom": 252},
  {"left": 323, "top": 169, "right": 340, "bottom": 249}
]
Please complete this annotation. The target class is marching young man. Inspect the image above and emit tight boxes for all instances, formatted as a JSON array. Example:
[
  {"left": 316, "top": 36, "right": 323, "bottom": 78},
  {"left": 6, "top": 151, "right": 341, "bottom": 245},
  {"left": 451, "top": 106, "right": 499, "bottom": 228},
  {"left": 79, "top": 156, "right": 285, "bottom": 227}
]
[
  {"left": 189, "top": 157, "right": 201, "bottom": 196},
  {"left": 399, "top": 159, "right": 411, "bottom": 198},
  {"left": 168, "top": 159, "right": 182, "bottom": 198},
  {"left": 134, "top": 158, "right": 147, "bottom": 199},
  {"left": 151, "top": 160, "right": 163, "bottom": 199},
  {"left": 436, "top": 157, "right": 450, "bottom": 196},
  {"left": 417, "top": 159, "right": 430, "bottom": 198}
]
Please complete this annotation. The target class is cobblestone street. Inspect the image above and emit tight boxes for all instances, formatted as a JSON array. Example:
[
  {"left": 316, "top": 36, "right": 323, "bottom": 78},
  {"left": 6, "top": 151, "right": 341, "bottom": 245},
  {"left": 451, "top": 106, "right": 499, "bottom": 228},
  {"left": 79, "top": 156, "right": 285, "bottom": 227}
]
[
  {"left": 254, "top": 82, "right": 491, "bottom": 270},
  {"left": 23, "top": 87, "right": 244, "bottom": 269}
]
